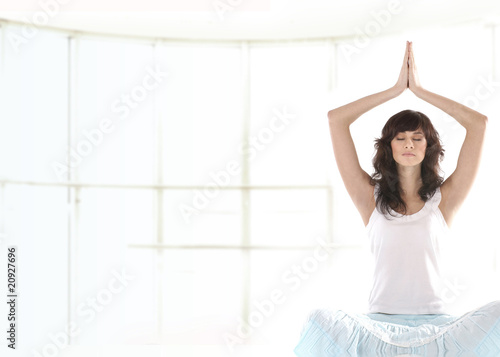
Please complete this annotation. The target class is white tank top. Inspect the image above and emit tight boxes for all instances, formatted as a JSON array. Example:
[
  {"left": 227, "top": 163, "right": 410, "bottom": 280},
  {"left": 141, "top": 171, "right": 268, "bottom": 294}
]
[{"left": 365, "top": 183, "right": 450, "bottom": 314}]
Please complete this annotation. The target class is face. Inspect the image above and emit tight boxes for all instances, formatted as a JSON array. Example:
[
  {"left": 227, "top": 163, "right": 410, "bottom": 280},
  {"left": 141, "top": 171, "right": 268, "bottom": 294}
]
[{"left": 390, "top": 129, "right": 427, "bottom": 167}]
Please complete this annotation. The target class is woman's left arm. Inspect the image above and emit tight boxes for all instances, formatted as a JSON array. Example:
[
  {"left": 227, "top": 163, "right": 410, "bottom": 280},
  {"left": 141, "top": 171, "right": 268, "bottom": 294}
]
[{"left": 408, "top": 42, "right": 488, "bottom": 225}]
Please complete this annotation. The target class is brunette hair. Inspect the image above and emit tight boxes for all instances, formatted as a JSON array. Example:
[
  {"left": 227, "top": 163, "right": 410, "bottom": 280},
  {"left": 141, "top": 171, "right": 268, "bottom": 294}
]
[{"left": 369, "top": 109, "right": 445, "bottom": 218}]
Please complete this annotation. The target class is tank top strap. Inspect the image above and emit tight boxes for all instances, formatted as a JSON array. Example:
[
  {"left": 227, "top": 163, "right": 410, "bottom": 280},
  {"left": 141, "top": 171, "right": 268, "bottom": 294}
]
[{"left": 429, "top": 186, "right": 442, "bottom": 210}]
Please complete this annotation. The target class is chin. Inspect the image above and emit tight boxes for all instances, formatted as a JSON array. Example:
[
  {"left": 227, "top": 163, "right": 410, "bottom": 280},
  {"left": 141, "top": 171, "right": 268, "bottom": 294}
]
[{"left": 395, "top": 157, "right": 422, "bottom": 165}]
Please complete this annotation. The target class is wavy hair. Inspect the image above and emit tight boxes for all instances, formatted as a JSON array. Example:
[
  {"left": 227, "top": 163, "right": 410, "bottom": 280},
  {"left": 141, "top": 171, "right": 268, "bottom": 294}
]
[{"left": 369, "top": 109, "right": 445, "bottom": 218}]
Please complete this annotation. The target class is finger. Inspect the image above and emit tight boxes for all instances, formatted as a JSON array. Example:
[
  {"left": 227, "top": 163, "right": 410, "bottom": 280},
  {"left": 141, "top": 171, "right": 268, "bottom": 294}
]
[
  {"left": 406, "top": 41, "right": 410, "bottom": 66},
  {"left": 402, "top": 41, "right": 409, "bottom": 66},
  {"left": 408, "top": 44, "right": 417, "bottom": 86},
  {"left": 408, "top": 43, "right": 414, "bottom": 68},
  {"left": 407, "top": 49, "right": 410, "bottom": 87}
]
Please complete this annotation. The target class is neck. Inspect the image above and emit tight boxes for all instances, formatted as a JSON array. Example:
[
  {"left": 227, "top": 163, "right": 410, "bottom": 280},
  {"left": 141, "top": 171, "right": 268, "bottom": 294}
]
[{"left": 397, "top": 165, "right": 422, "bottom": 197}]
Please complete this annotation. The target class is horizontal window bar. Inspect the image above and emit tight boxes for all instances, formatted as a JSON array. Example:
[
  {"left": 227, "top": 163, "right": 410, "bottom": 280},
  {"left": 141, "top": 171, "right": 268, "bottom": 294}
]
[
  {"left": 127, "top": 243, "right": 363, "bottom": 250},
  {"left": 0, "top": 179, "right": 331, "bottom": 190}
]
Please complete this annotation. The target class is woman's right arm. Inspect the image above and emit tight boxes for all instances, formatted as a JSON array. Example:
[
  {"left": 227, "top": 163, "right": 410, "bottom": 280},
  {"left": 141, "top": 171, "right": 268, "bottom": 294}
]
[{"left": 327, "top": 42, "right": 410, "bottom": 224}]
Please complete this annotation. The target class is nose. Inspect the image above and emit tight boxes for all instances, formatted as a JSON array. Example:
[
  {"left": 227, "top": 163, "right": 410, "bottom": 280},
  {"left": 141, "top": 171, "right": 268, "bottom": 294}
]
[{"left": 404, "top": 139, "right": 414, "bottom": 149}]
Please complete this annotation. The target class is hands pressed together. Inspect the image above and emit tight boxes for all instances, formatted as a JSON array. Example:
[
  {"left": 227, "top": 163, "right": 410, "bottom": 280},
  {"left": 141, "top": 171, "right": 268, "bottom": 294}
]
[{"left": 394, "top": 41, "right": 422, "bottom": 96}]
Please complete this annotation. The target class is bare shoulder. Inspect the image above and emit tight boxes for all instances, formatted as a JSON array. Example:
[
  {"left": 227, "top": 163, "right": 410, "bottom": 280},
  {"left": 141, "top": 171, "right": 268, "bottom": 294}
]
[
  {"left": 342, "top": 173, "right": 376, "bottom": 227},
  {"left": 360, "top": 182, "right": 376, "bottom": 227},
  {"left": 437, "top": 181, "right": 454, "bottom": 228}
]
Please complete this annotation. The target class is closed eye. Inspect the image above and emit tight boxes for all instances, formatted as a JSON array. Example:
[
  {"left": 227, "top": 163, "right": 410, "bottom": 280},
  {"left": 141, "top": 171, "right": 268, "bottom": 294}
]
[{"left": 397, "top": 138, "right": 422, "bottom": 141}]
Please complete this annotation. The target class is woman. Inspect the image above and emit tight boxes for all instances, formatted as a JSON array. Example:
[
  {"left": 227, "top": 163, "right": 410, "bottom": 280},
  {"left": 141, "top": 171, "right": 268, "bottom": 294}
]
[{"left": 294, "top": 42, "right": 500, "bottom": 356}]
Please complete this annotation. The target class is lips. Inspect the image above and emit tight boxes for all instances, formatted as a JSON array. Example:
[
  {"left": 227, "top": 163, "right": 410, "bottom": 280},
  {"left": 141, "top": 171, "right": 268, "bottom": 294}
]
[{"left": 403, "top": 153, "right": 415, "bottom": 156}]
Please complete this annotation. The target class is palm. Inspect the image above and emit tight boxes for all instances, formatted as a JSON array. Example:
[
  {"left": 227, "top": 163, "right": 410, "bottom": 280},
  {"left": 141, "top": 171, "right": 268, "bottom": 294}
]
[
  {"left": 408, "top": 42, "right": 422, "bottom": 93},
  {"left": 394, "top": 42, "right": 409, "bottom": 95}
]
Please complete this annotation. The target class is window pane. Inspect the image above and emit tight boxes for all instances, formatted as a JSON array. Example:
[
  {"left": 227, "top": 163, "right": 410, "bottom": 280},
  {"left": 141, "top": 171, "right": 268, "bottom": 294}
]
[
  {"left": 75, "top": 188, "right": 156, "bottom": 343},
  {"left": 76, "top": 38, "right": 156, "bottom": 185},
  {"left": 74, "top": 245, "right": 157, "bottom": 344},
  {"left": 159, "top": 45, "right": 243, "bottom": 186},
  {"left": 161, "top": 250, "right": 243, "bottom": 344},
  {"left": 0, "top": 25, "right": 68, "bottom": 182},
  {"left": 250, "top": 44, "right": 330, "bottom": 185},
  {"left": 77, "top": 187, "right": 155, "bottom": 249},
  {"left": 164, "top": 189, "right": 242, "bottom": 246},
  {"left": 2, "top": 185, "right": 68, "bottom": 348},
  {"left": 250, "top": 189, "right": 329, "bottom": 246}
]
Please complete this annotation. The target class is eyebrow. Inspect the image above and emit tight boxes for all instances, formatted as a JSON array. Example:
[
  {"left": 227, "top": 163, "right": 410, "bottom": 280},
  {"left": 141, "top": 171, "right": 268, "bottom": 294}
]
[{"left": 399, "top": 131, "right": 424, "bottom": 135}]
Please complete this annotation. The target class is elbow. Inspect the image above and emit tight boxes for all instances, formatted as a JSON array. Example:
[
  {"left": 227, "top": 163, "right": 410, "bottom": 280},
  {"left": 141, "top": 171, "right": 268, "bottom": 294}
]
[
  {"left": 327, "top": 110, "right": 335, "bottom": 121},
  {"left": 328, "top": 109, "right": 350, "bottom": 129},
  {"left": 483, "top": 115, "right": 489, "bottom": 126},
  {"left": 327, "top": 109, "right": 338, "bottom": 123},
  {"left": 477, "top": 114, "right": 488, "bottom": 130},
  {"left": 469, "top": 114, "right": 488, "bottom": 131}
]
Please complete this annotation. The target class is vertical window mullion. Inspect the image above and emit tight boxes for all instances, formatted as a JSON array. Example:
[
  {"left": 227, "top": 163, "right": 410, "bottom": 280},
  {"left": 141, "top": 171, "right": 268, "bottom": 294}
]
[
  {"left": 241, "top": 41, "right": 251, "bottom": 321},
  {"left": 152, "top": 40, "right": 164, "bottom": 343},
  {"left": 67, "top": 34, "right": 80, "bottom": 345}
]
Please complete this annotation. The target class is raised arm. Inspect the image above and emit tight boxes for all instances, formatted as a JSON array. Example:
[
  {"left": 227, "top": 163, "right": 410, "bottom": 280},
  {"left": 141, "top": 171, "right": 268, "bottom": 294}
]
[
  {"left": 327, "top": 42, "right": 410, "bottom": 226},
  {"left": 408, "top": 42, "right": 488, "bottom": 226}
]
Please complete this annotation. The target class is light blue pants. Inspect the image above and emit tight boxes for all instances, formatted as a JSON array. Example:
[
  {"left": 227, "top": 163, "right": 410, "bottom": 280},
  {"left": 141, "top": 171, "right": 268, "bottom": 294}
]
[{"left": 294, "top": 300, "right": 500, "bottom": 356}]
